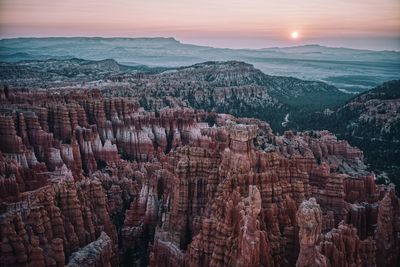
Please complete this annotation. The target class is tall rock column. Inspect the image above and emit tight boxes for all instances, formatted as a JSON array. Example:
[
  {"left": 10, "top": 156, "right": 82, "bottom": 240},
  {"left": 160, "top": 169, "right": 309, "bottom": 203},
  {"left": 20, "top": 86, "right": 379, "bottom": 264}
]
[
  {"left": 296, "top": 198, "right": 328, "bottom": 267},
  {"left": 236, "top": 185, "right": 271, "bottom": 267},
  {"left": 375, "top": 186, "right": 400, "bottom": 267}
]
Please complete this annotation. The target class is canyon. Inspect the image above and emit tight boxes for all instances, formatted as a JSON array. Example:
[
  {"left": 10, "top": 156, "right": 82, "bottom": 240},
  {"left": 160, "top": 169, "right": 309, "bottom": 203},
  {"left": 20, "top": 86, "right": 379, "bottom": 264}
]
[
  {"left": 0, "top": 86, "right": 399, "bottom": 266},
  {"left": 0, "top": 60, "right": 349, "bottom": 131},
  {"left": 4, "top": 57, "right": 396, "bottom": 189}
]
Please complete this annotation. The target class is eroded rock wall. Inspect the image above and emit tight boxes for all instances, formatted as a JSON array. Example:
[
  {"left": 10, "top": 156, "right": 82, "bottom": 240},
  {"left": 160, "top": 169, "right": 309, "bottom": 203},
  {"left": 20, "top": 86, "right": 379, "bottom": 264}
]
[{"left": 0, "top": 88, "right": 398, "bottom": 267}]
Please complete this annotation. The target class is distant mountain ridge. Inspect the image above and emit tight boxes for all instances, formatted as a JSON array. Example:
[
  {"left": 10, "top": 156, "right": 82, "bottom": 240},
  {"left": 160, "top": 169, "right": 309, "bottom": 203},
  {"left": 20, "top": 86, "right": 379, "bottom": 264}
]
[
  {"left": 1, "top": 37, "right": 399, "bottom": 93},
  {"left": 261, "top": 43, "right": 399, "bottom": 53},
  {"left": 1, "top": 37, "right": 396, "bottom": 52}
]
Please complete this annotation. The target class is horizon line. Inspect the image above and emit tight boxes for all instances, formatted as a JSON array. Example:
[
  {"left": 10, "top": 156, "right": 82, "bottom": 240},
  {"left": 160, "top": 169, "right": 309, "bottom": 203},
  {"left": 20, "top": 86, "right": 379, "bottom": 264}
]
[{"left": 1, "top": 36, "right": 399, "bottom": 52}]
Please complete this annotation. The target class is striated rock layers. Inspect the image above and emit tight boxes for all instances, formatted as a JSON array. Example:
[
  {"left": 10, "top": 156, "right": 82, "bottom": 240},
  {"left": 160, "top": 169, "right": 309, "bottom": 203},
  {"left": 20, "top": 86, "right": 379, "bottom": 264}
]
[
  {"left": 296, "top": 197, "right": 378, "bottom": 267},
  {"left": 296, "top": 198, "right": 328, "bottom": 267},
  {"left": 0, "top": 88, "right": 399, "bottom": 267}
]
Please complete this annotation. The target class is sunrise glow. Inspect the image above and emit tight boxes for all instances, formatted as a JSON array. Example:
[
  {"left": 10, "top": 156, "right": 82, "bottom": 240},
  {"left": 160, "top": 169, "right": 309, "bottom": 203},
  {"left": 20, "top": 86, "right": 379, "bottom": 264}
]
[{"left": 0, "top": 0, "right": 399, "bottom": 50}]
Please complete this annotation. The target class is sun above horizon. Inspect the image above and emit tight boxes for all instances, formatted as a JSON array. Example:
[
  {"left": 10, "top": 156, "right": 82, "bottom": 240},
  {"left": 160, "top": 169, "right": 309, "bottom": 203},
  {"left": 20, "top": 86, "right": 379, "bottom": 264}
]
[{"left": 291, "top": 31, "right": 299, "bottom": 39}]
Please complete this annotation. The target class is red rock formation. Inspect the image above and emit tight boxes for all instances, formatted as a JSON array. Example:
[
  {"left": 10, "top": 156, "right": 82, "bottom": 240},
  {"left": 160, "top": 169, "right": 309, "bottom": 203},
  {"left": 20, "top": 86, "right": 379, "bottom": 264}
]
[
  {"left": 296, "top": 198, "right": 328, "bottom": 267},
  {"left": 1, "top": 88, "right": 399, "bottom": 267},
  {"left": 180, "top": 185, "right": 272, "bottom": 267},
  {"left": 375, "top": 186, "right": 400, "bottom": 267},
  {"left": 345, "top": 202, "right": 378, "bottom": 239},
  {"left": 50, "top": 238, "right": 65, "bottom": 267},
  {"left": 0, "top": 114, "right": 24, "bottom": 153},
  {"left": 235, "top": 186, "right": 272, "bottom": 267},
  {"left": 29, "top": 236, "right": 46, "bottom": 267},
  {"left": 344, "top": 174, "right": 378, "bottom": 203},
  {"left": 321, "top": 223, "right": 376, "bottom": 267},
  {"left": 48, "top": 105, "right": 73, "bottom": 143}
]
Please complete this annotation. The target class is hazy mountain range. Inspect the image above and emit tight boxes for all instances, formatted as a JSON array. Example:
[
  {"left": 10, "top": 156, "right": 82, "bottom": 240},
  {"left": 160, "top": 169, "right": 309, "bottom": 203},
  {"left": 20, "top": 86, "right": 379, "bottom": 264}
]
[{"left": 1, "top": 37, "right": 399, "bottom": 93}]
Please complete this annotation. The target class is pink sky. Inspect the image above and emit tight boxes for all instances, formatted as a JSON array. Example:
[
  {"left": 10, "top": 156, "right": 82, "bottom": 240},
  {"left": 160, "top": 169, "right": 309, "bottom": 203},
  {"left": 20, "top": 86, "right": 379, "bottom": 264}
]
[{"left": 1, "top": 0, "right": 399, "bottom": 50}]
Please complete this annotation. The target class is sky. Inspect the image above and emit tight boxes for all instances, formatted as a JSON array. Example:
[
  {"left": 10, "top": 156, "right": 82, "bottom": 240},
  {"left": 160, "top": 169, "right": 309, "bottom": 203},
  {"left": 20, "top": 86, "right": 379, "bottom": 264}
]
[{"left": 0, "top": 0, "right": 399, "bottom": 50}]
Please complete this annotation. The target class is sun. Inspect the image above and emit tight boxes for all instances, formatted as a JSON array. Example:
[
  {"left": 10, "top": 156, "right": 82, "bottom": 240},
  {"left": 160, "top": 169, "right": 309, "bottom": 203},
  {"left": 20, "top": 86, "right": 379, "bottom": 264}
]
[{"left": 291, "top": 31, "right": 299, "bottom": 39}]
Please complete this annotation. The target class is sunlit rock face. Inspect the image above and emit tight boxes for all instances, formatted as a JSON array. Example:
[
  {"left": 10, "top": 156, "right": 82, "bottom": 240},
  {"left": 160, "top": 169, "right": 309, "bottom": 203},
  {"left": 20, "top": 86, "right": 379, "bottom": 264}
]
[{"left": 0, "top": 87, "right": 398, "bottom": 267}]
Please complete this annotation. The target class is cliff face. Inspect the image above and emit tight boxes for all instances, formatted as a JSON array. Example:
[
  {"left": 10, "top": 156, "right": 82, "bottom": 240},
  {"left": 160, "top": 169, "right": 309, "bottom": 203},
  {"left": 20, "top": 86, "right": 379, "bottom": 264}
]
[
  {"left": 0, "top": 88, "right": 398, "bottom": 267},
  {"left": 375, "top": 186, "right": 400, "bottom": 266}
]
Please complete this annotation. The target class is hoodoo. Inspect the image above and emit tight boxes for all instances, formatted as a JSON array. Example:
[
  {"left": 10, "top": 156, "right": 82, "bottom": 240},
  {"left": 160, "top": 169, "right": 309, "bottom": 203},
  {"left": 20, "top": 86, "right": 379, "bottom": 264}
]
[{"left": 0, "top": 88, "right": 398, "bottom": 266}]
